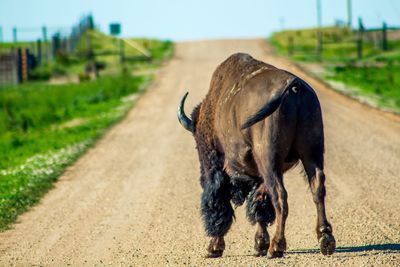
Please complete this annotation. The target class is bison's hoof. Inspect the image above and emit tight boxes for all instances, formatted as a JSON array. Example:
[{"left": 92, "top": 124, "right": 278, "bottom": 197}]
[
  {"left": 319, "top": 233, "right": 336, "bottom": 256},
  {"left": 206, "top": 250, "right": 223, "bottom": 258},
  {"left": 254, "top": 234, "right": 269, "bottom": 257},
  {"left": 255, "top": 248, "right": 268, "bottom": 257},
  {"left": 206, "top": 237, "right": 225, "bottom": 258},
  {"left": 267, "top": 238, "right": 286, "bottom": 258},
  {"left": 267, "top": 250, "right": 284, "bottom": 259}
]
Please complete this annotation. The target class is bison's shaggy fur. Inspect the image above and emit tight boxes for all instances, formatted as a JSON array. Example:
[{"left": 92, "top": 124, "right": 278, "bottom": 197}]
[{"left": 246, "top": 184, "right": 276, "bottom": 226}]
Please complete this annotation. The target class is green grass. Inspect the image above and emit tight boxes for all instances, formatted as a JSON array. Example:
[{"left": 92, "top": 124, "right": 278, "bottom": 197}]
[
  {"left": 0, "top": 74, "right": 153, "bottom": 230},
  {"left": 270, "top": 27, "right": 388, "bottom": 63},
  {"left": 326, "top": 64, "right": 400, "bottom": 110},
  {"left": 270, "top": 26, "right": 400, "bottom": 112},
  {"left": 76, "top": 30, "right": 173, "bottom": 61},
  {"left": 0, "top": 34, "right": 174, "bottom": 230},
  {"left": 53, "top": 30, "right": 174, "bottom": 78},
  {"left": 0, "top": 75, "right": 149, "bottom": 168},
  {"left": 0, "top": 30, "right": 174, "bottom": 81},
  {"left": 0, "top": 41, "right": 34, "bottom": 52}
]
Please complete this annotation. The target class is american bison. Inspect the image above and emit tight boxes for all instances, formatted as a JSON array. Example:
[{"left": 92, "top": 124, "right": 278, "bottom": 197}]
[{"left": 178, "top": 53, "right": 335, "bottom": 258}]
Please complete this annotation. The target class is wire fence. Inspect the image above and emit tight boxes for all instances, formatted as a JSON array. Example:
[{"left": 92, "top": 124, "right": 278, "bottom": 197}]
[
  {"left": 284, "top": 19, "right": 400, "bottom": 62},
  {"left": 0, "top": 14, "right": 94, "bottom": 86}
]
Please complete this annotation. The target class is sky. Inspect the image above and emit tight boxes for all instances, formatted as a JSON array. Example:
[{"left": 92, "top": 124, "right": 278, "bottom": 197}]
[{"left": 0, "top": 0, "right": 399, "bottom": 42}]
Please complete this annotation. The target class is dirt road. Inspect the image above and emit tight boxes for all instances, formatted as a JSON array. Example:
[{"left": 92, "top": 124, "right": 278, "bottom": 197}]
[{"left": 1, "top": 40, "right": 399, "bottom": 266}]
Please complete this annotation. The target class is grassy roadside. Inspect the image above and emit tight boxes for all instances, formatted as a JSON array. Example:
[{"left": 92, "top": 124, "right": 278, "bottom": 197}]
[
  {"left": 0, "top": 39, "right": 173, "bottom": 231},
  {"left": 325, "top": 64, "right": 400, "bottom": 111},
  {"left": 270, "top": 27, "right": 400, "bottom": 113},
  {"left": 1, "top": 30, "right": 174, "bottom": 81}
]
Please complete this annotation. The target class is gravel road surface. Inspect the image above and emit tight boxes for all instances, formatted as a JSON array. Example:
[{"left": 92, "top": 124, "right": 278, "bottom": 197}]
[{"left": 0, "top": 40, "right": 399, "bottom": 266}]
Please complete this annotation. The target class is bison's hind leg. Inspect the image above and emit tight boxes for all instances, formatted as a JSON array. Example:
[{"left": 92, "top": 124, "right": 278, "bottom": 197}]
[
  {"left": 246, "top": 183, "right": 276, "bottom": 256},
  {"left": 201, "top": 170, "right": 234, "bottom": 258},
  {"left": 301, "top": 159, "right": 336, "bottom": 256}
]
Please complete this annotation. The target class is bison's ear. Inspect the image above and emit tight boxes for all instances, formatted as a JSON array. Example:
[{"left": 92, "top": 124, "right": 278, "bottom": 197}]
[{"left": 178, "top": 92, "right": 194, "bottom": 133}]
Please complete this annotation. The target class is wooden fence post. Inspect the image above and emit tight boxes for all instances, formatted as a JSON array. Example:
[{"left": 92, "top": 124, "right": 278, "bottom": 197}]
[
  {"left": 0, "top": 51, "right": 21, "bottom": 85},
  {"left": 357, "top": 18, "right": 364, "bottom": 60},
  {"left": 382, "top": 22, "right": 388, "bottom": 51},
  {"left": 21, "top": 49, "right": 28, "bottom": 82}
]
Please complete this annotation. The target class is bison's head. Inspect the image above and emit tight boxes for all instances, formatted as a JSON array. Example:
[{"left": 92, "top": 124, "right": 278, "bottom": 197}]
[{"left": 177, "top": 92, "right": 195, "bottom": 133}]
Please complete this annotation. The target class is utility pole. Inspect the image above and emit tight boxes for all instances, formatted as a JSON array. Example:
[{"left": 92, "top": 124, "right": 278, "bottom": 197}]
[
  {"left": 42, "top": 26, "right": 47, "bottom": 43},
  {"left": 0, "top": 26, "right": 3, "bottom": 43},
  {"left": 317, "top": 0, "right": 322, "bottom": 28},
  {"left": 279, "top": 17, "right": 285, "bottom": 31},
  {"left": 316, "top": 0, "right": 323, "bottom": 59},
  {"left": 347, "top": 0, "right": 353, "bottom": 28},
  {"left": 13, "top": 27, "right": 17, "bottom": 43}
]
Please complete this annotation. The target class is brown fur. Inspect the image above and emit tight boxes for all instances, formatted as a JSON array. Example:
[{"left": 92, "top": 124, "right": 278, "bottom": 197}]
[{"left": 181, "top": 53, "right": 336, "bottom": 258}]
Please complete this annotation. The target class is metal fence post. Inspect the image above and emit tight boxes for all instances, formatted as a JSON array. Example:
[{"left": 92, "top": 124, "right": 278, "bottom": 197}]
[
  {"left": 317, "top": 31, "right": 323, "bottom": 59},
  {"left": 120, "top": 38, "right": 125, "bottom": 63},
  {"left": 16, "top": 48, "right": 22, "bottom": 83},
  {"left": 357, "top": 18, "right": 364, "bottom": 60},
  {"left": 382, "top": 22, "right": 388, "bottom": 51},
  {"left": 13, "top": 27, "right": 17, "bottom": 43},
  {"left": 37, "top": 39, "right": 42, "bottom": 65},
  {"left": 42, "top": 26, "right": 48, "bottom": 64},
  {"left": 288, "top": 36, "right": 294, "bottom": 57},
  {"left": 52, "top": 33, "right": 61, "bottom": 58}
]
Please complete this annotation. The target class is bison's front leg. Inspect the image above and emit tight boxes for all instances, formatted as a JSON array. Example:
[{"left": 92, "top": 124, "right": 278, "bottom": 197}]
[
  {"left": 246, "top": 184, "right": 276, "bottom": 256},
  {"left": 201, "top": 170, "right": 234, "bottom": 258}
]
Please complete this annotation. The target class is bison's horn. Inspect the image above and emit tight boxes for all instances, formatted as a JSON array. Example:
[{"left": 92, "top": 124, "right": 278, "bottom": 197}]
[{"left": 178, "top": 92, "right": 194, "bottom": 132}]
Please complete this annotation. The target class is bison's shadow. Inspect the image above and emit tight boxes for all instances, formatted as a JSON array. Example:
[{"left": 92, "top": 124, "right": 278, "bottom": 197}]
[
  {"left": 288, "top": 243, "right": 400, "bottom": 254},
  {"left": 336, "top": 243, "right": 400, "bottom": 253}
]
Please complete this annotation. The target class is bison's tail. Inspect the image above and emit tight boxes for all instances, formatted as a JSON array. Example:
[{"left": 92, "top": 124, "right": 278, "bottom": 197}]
[{"left": 240, "top": 78, "right": 300, "bottom": 130}]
